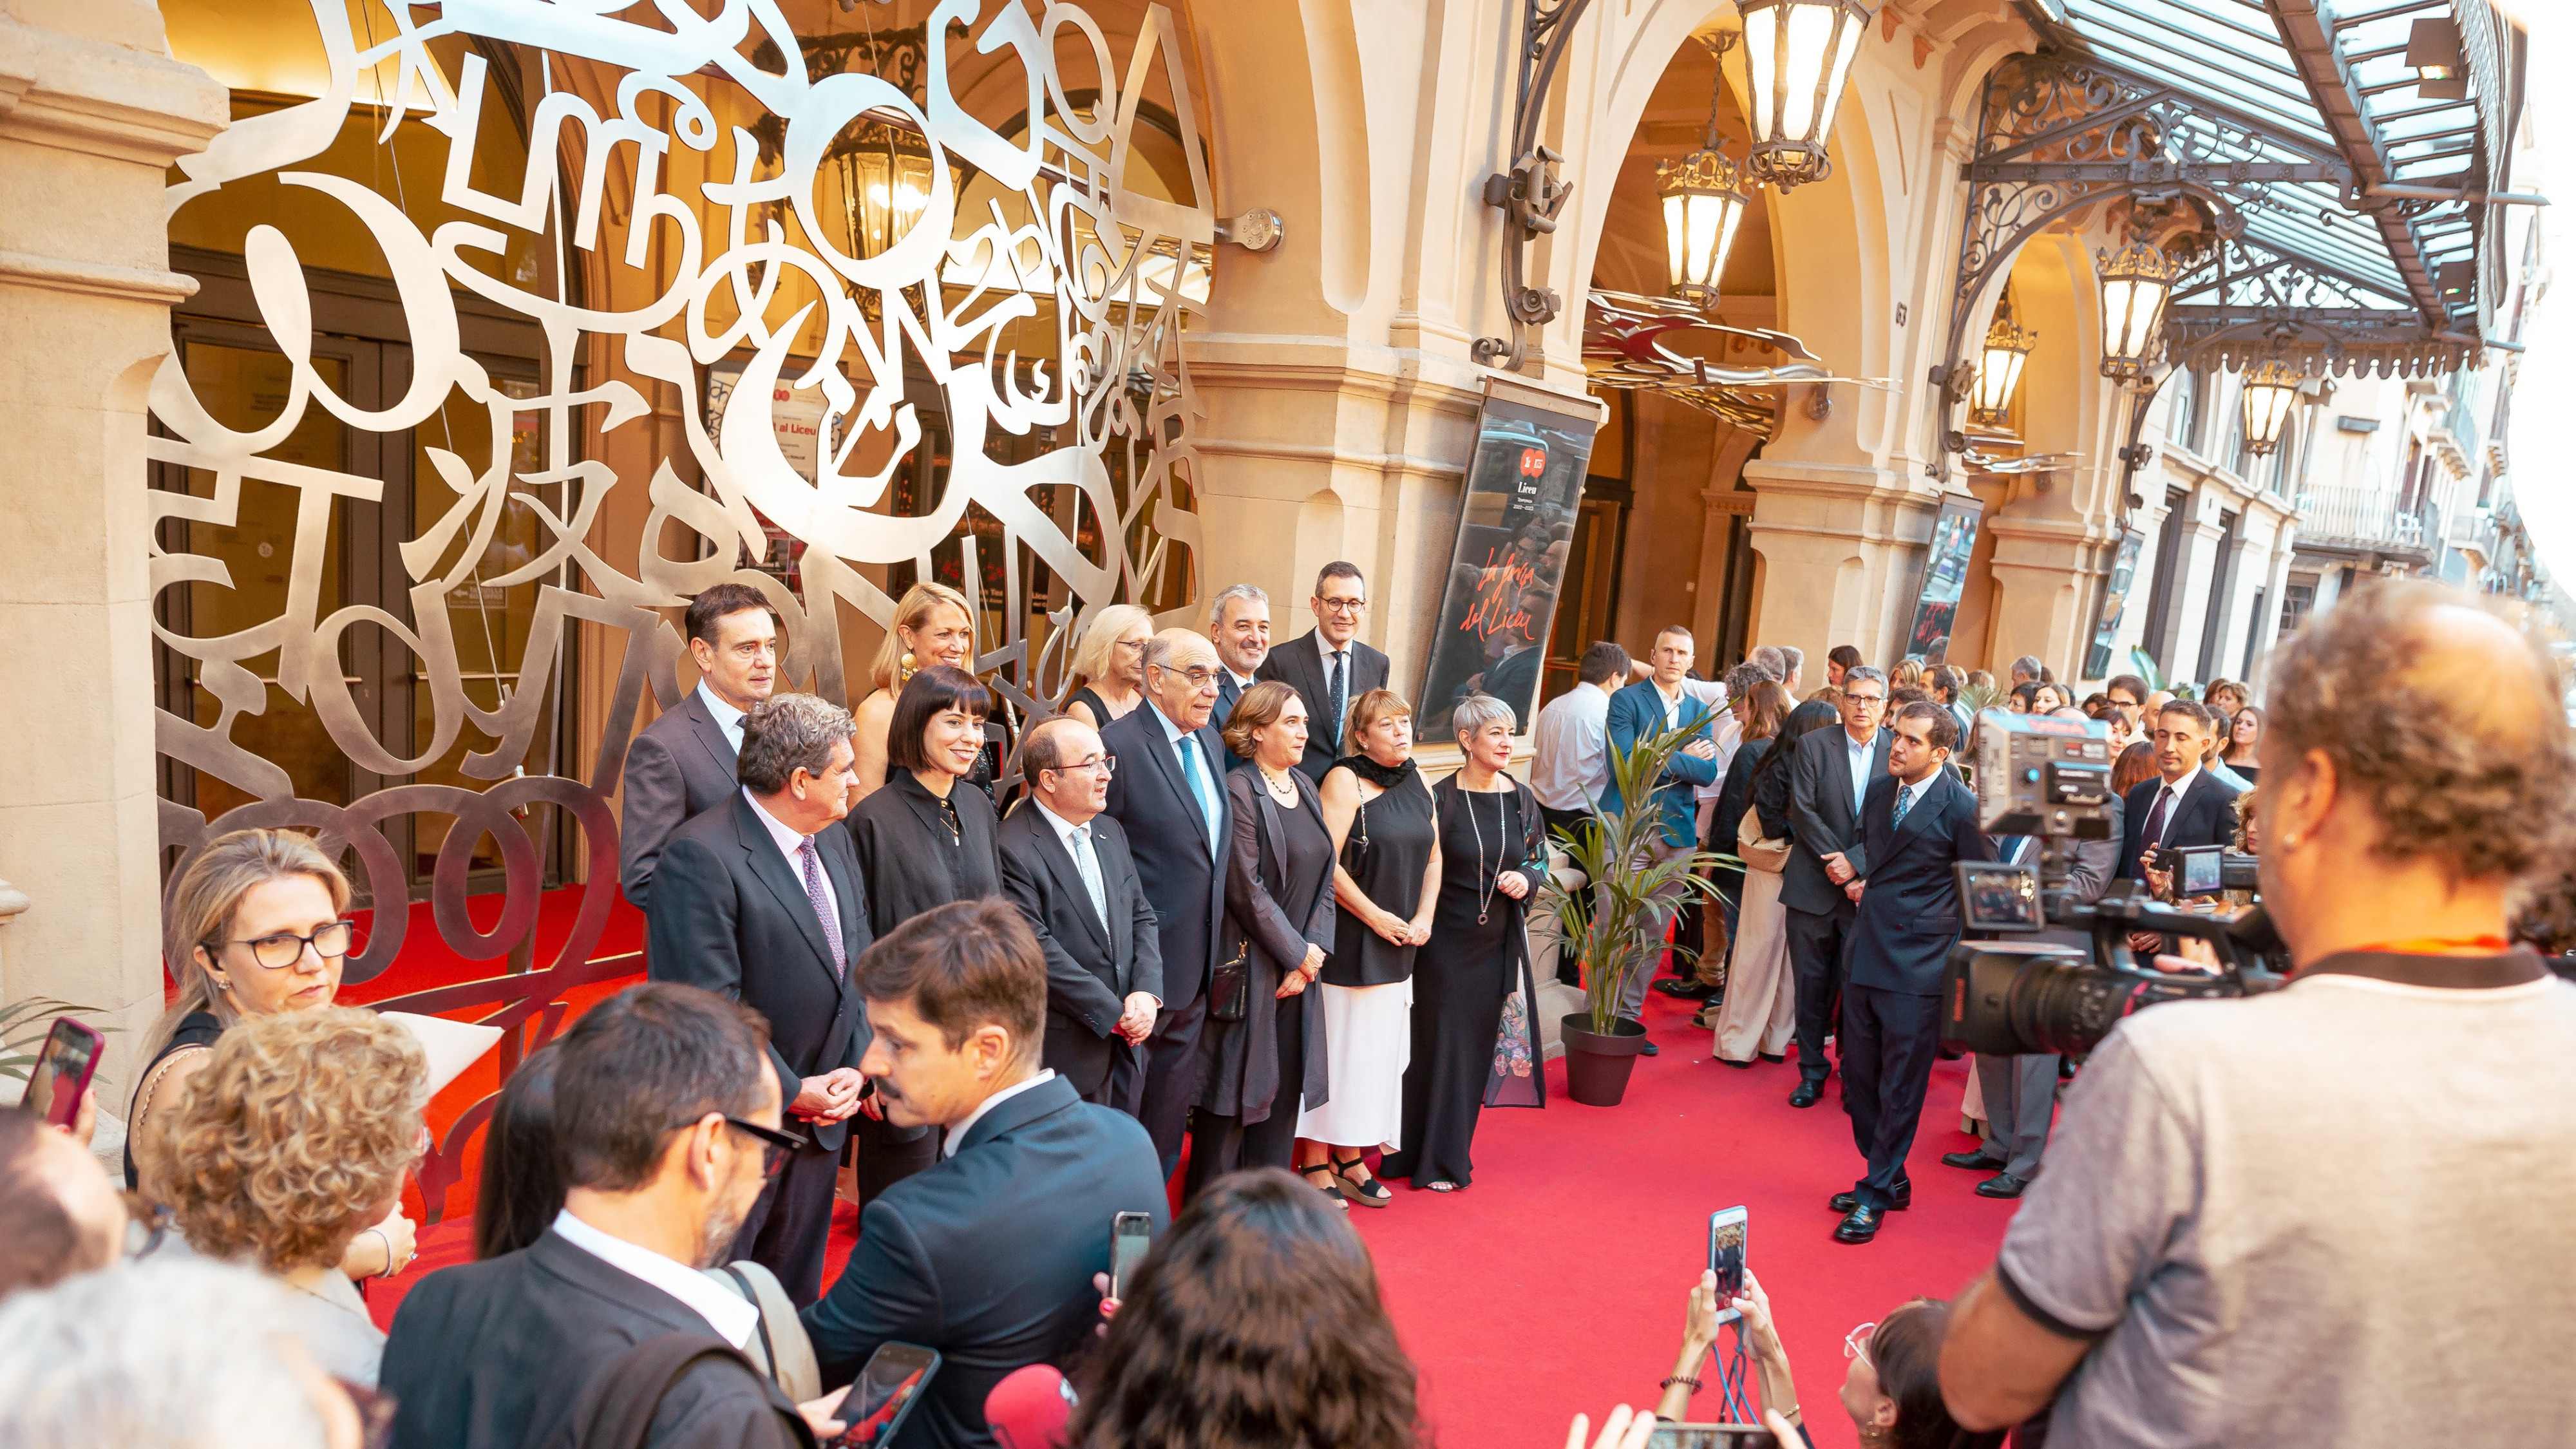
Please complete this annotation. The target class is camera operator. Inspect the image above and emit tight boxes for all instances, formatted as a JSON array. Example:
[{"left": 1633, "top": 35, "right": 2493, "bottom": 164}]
[{"left": 1938, "top": 581, "right": 2576, "bottom": 1446}]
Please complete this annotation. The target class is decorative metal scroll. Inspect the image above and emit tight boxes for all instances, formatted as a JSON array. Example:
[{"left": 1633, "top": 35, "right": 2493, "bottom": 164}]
[
  {"left": 2164, "top": 237, "right": 2474, "bottom": 378},
  {"left": 1581, "top": 290, "right": 1850, "bottom": 436},
  {"left": 147, "top": 0, "right": 1213, "bottom": 1213},
  {"left": 1470, "top": 0, "right": 1599, "bottom": 371}
]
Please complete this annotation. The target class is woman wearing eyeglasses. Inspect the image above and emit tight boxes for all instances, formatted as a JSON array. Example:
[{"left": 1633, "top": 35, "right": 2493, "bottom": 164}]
[
  {"left": 127, "top": 829, "right": 419, "bottom": 1283},
  {"left": 1065, "top": 603, "right": 1155, "bottom": 731}
]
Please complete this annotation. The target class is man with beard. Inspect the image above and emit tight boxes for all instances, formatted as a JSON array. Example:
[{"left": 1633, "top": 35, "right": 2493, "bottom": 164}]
[{"left": 383, "top": 983, "right": 846, "bottom": 1449}]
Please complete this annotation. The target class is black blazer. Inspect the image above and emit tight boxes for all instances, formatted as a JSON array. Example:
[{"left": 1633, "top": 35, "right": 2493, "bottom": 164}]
[
  {"left": 844, "top": 770, "right": 1004, "bottom": 938},
  {"left": 996, "top": 804, "right": 1164, "bottom": 1099},
  {"left": 1712, "top": 736, "right": 1771, "bottom": 854},
  {"left": 1202, "top": 766, "right": 1335, "bottom": 1124},
  {"left": 1784, "top": 725, "right": 1891, "bottom": 915},
  {"left": 647, "top": 794, "right": 875, "bottom": 1153},
  {"left": 1255, "top": 629, "right": 1391, "bottom": 778},
  {"left": 1212, "top": 670, "right": 1251, "bottom": 734},
  {"left": 383, "top": 1227, "right": 809, "bottom": 1449},
  {"left": 800, "top": 1074, "right": 1169, "bottom": 1449},
  {"left": 2119, "top": 769, "right": 2241, "bottom": 882},
  {"left": 1846, "top": 770, "right": 1997, "bottom": 996},
  {"left": 1098, "top": 702, "right": 1231, "bottom": 1012},
  {"left": 620, "top": 688, "right": 742, "bottom": 913}
]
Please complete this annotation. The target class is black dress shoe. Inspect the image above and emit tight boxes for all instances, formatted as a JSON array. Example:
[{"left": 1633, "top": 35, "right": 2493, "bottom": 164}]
[
  {"left": 1653, "top": 979, "right": 1719, "bottom": 1001},
  {"left": 1942, "top": 1150, "right": 2007, "bottom": 1172},
  {"left": 1758, "top": 1052, "right": 1786, "bottom": 1064},
  {"left": 1787, "top": 1081, "right": 1823, "bottom": 1108},
  {"left": 1828, "top": 1186, "right": 1909, "bottom": 1213},
  {"left": 1640, "top": 1039, "right": 1660, "bottom": 1057},
  {"left": 1975, "top": 1172, "right": 2030, "bottom": 1199},
  {"left": 1716, "top": 1054, "right": 1756, "bottom": 1070},
  {"left": 1833, "top": 1204, "right": 1883, "bottom": 1244}
]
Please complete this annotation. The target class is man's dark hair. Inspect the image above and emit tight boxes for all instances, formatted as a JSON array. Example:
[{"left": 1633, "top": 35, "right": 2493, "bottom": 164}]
[
  {"left": 1314, "top": 562, "right": 1364, "bottom": 596},
  {"left": 738, "top": 693, "right": 855, "bottom": 793},
  {"left": 886, "top": 665, "right": 989, "bottom": 775},
  {"left": 1827, "top": 644, "right": 1864, "bottom": 673},
  {"left": 858, "top": 899, "right": 1047, "bottom": 1065},
  {"left": 1577, "top": 641, "right": 1631, "bottom": 687},
  {"left": 0, "top": 1111, "right": 77, "bottom": 1299},
  {"left": 551, "top": 983, "right": 770, "bottom": 1194},
  {"left": 1890, "top": 685, "right": 1931, "bottom": 709},
  {"left": 685, "top": 582, "right": 772, "bottom": 647},
  {"left": 1019, "top": 715, "right": 1086, "bottom": 783},
  {"left": 1895, "top": 699, "right": 1959, "bottom": 751},
  {"left": 1721, "top": 662, "right": 1772, "bottom": 701},
  {"left": 2155, "top": 697, "right": 2207, "bottom": 726},
  {"left": 1929, "top": 665, "right": 1964, "bottom": 701},
  {"left": 2106, "top": 672, "right": 2150, "bottom": 703}
]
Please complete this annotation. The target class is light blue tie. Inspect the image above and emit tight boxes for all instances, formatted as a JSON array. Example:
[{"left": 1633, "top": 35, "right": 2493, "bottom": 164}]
[
  {"left": 1177, "top": 734, "right": 1221, "bottom": 859},
  {"left": 1070, "top": 824, "right": 1110, "bottom": 928},
  {"left": 1893, "top": 782, "right": 1917, "bottom": 826}
]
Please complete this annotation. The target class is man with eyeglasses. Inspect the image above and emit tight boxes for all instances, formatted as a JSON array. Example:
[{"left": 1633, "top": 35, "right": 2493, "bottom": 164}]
[
  {"left": 1781, "top": 665, "right": 1892, "bottom": 1109},
  {"left": 999, "top": 717, "right": 1164, "bottom": 1115},
  {"left": 1256, "top": 561, "right": 1390, "bottom": 780},
  {"left": 1099, "top": 629, "right": 1235, "bottom": 1174}
]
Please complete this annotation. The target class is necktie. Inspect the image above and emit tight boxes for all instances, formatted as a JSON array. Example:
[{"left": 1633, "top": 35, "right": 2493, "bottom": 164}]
[
  {"left": 1893, "top": 782, "right": 1917, "bottom": 825},
  {"left": 797, "top": 837, "right": 846, "bottom": 978},
  {"left": 1177, "top": 734, "right": 1221, "bottom": 858},
  {"left": 1327, "top": 649, "right": 1348, "bottom": 747},
  {"left": 2140, "top": 785, "right": 2175, "bottom": 873},
  {"left": 1070, "top": 824, "right": 1109, "bottom": 928}
]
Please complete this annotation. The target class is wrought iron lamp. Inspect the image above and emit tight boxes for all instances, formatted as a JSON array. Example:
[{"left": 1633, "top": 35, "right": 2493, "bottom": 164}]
[
  {"left": 1737, "top": 0, "right": 1871, "bottom": 191},
  {"left": 1969, "top": 294, "right": 2036, "bottom": 426},
  {"left": 839, "top": 123, "right": 934, "bottom": 261},
  {"left": 1657, "top": 43, "right": 1750, "bottom": 311},
  {"left": 2239, "top": 359, "right": 2300, "bottom": 456},
  {"left": 2096, "top": 239, "right": 2174, "bottom": 381}
]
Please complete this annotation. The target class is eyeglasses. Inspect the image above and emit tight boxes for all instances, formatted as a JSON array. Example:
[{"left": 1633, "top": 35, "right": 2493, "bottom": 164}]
[
  {"left": 1153, "top": 663, "right": 1220, "bottom": 688},
  {"left": 1844, "top": 1321, "right": 1878, "bottom": 1366},
  {"left": 1056, "top": 755, "right": 1117, "bottom": 777},
  {"left": 722, "top": 1117, "right": 805, "bottom": 1179},
  {"left": 213, "top": 919, "right": 360, "bottom": 970},
  {"left": 1844, "top": 692, "right": 1887, "bottom": 706},
  {"left": 1316, "top": 596, "right": 1367, "bottom": 615}
]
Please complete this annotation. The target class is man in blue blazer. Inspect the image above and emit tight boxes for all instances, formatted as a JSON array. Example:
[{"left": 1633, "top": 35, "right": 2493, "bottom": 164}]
[
  {"left": 804, "top": 900, "right": 1170, "bottom": 1449},
  {"left": 1830, "top": 701, "right": 1996, "bottom": 1245},
  {"left": 1599, "top": 627, "right": 1722, "bottom": 1035}
]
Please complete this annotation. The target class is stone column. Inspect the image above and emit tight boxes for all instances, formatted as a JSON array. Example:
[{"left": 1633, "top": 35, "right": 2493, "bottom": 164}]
[
  {"left": 1741, "top": 460, "right": 1938, "bottom": 666},
  {"left": 0, "top": 3, "right": 226, "bottom": 1099}
]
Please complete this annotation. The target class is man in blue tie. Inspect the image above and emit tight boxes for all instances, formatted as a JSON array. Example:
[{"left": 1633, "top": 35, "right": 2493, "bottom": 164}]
[{"left": 1099, "top": 629, "right": 1234, "bottom": 1177}]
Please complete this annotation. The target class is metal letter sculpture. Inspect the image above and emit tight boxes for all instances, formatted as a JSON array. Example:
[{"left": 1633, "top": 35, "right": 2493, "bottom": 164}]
[{"left": 149, "top": 0, "right": 1213, "bottom": 1215}]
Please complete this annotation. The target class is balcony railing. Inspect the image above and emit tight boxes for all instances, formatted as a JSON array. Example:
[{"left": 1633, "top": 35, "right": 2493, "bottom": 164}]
[{"left": 2294, "top": 488, "right": 2440, "bottom": 554}]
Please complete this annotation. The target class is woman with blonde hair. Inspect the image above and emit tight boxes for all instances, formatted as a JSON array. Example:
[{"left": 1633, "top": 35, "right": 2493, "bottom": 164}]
[
  {"left": 136, "top": 1006, "right": 426, "bottom": 1387},
  {"left": 1065, "top": 603, "right": 1154, "bottom": 730},
  {"left": 853, "top": 581, "right": 991, "bottom": 801}
]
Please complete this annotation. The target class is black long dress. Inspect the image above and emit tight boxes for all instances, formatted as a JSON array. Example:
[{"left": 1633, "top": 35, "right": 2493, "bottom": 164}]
[
  {"left": 845, "top": 768, "right": 1004, "bottom": 938},
  {"left": 1383, "top": 775, "right": 1548, "bottom": 1189}
]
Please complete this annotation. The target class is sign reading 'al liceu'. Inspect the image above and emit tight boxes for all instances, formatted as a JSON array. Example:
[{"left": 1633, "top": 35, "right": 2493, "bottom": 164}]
[{"left": 1416, "top": 379, "right": 1602, "bottom": 739}]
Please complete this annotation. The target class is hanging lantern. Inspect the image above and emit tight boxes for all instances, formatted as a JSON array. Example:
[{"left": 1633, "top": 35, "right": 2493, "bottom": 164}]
[
  {"left": 1658, "top": 147, "right": 1749, "bottom": 310},
  {"left": 1737, "top": 0, "right": 1872, "bottom": 191},
  {"left": 2097, "top": 239, "right": 2174, "bottom": 381},
  {"left": 1969, "top": 297, "right": 2036, "bottom": 426},
  {"left": 837, "top": 115, "right": 935, "bottom": 261},
  {"left": 2239, "top": 360, "right": 2301, "bottom": 456}
]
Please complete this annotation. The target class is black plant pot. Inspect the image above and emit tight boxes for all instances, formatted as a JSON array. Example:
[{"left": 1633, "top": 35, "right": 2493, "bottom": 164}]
[{"left": 1560, "top": 1013, "right": 1649, "bottom": 1106}]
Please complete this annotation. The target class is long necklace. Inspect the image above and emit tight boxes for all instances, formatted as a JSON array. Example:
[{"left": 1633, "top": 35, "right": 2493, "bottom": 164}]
[{"left": 1464, "top": 784, "right": 1503, "bottom": 925}]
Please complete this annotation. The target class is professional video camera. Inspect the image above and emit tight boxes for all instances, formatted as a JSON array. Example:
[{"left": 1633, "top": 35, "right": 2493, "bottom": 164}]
[{"left": 1940, "top": 711, "right": 2287, "bottom": 1059}]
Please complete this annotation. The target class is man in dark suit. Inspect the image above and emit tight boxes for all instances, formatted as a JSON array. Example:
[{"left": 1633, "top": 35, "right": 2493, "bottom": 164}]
[
  {"left": 1208, "top": 583, "right": 1271, "bottom": 734},
  {"left": 647, "top": 692, "right": 873, "bottom": 1306},
  {"left": 1099, "top": 629, "right": 1232, "bottom": 1175},
  {"left": 1599, "top": 626, "right": 1723, "bottom": 1036},
  {"left": 384, "top": 983, "right": 820, "bottom": 1449},
  {"left": 1783, "top": 667, "right": 1892, "bottom": 1106},
  {"left": 804, "top": 900, "right": 1170, "bottom": 1449},
  {"left": 999, "top": 717, "right": 1162, "bottom": 1112},
  {"left": 621, "top": 582, "right": 778, "bottom": 912},
  {"left": 1831, "top": 701, "right": 1996, "bottom": 1244},
  {"left": 2119, "top": 699, "right": 2242, "bottom": 953},
  {"left": 1254, "top": 561, "right": 1389, "bottom": 778}
]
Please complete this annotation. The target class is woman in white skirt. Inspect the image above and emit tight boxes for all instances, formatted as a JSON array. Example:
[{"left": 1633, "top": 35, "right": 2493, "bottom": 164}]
[
  {"left": 1300, "top": 689, "right": 1441, "bottom": 1208},
  {"left": 1714, "top": 679, "right": 1814, "bottom": 1065}
]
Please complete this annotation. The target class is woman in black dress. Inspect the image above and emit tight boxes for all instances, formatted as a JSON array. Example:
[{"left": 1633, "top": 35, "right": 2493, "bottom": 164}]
[
  {"left": 1064, "top": 603, "right": 1153, "bottom": 731},
  {"left": 1382, "top": 694, "right": 1546, "bottom": 1193},
  {"left": 1304, "top": 689, "right": 1441, "bottom": 1208},
  {"left": 846, "top": 665, "right": 1005, "bottom": 938},
  {"left": 1190, "top": 681, "right": 1338, "bottom": 1203}
]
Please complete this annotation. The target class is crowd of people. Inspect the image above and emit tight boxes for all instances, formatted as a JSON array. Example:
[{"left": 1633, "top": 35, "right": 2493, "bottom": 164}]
[{"left": 7, "top": 574, "right": 2575, "bottom": 1449}]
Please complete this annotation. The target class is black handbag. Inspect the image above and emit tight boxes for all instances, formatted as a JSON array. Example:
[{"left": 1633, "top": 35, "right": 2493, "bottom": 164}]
[{"left": 1208, "top": 942, "right": 1251, "bottom": 1022}]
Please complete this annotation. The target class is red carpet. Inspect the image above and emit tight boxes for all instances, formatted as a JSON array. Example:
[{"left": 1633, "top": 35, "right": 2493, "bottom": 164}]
[{"left": 362, "top": 954, "right": 2015, "bottom": 1449}]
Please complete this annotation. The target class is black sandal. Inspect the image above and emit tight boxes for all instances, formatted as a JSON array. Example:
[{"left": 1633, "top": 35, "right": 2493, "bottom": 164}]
[
  {"left": 1332, "top": 1153, "right": 1393, "bottom": 1208},
  {"left": 1300, "top": 1162, "right": 1350, "bottom": 1209}
]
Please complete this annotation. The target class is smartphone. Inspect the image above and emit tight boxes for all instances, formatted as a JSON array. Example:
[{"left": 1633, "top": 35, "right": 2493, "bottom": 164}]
[
  {"left": 1644, "top": 1425, "right": 1777, "bottom": 1449},
  {"left": 1706, "top": 1206, "right": 1748, "bottom": 1326},
  {"left": 1109, "top": 1211, "right": 1154, "bottom": 1302},
  {"left": 831, "top": 1342, "right": 938, "bottom": 1448},
  {"left": 23, "top": 1018, "right": 104, "bottom": 1129}
]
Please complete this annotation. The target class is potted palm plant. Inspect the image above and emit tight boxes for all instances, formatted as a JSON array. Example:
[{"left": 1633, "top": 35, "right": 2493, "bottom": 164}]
[{"left": 1539, "top": 723, "right": 1732, "bottom": 1106}]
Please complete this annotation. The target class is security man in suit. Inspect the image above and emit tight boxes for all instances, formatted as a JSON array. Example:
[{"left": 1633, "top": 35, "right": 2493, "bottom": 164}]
[
  {"left": 2120, "top": 699, "right": 2243, "bottom": 954},
  {"left": 998, "top": 717, "right": 1163, "bottom": 1113},
  {"left": 1208, "top": 583, "right": 1271, "bottom": 735},
  {"left": 620, "top": 581, "right": 777, "bottom": 911},
  {"left": 646, "top": 693, "right": 873, "bottom": 1305},
  {"left": 1783, "top": 667, "right": 1893, "bottom": 1106},
  {"left": 1099, "top": 629, "right": 1233, "bottom": 1175},
  {"left": 1832, "top": 701, "right": 1996, "bottom": 1245},
  {"left": 1255, "top": 562, "right": 1389, "bottom": 779},
  {"left": 1599, "top": 625, "right": 1723, "bottom": 1038}
]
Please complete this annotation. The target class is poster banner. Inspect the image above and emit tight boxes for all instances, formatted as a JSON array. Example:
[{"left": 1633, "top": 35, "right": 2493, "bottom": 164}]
[
  {"left": 1902, "top": 497, "right": 1984, "bottom": 665},
  {"left": 1415, "top": 379, "right": 1602, "bottom": 739},
  {"left": 2083, "top": 528, "right": 2148, "bottom": 679}
]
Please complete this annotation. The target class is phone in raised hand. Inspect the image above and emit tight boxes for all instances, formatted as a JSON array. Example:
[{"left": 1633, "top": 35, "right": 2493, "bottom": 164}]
[
  {"left": 24, "top": 1018, "right": 104, "bottom": 1129},
  {"left": 1109, "top": 1211, "right": 1153, "bottom": 1301},
  {"left": 1706, "top": 1206, "right": 1748, "bottom": 1325}
]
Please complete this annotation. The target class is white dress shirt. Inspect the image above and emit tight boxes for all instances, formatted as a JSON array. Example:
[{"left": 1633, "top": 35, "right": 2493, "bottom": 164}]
[
  {"left": 1844, "top": 730, "right": 1876, "bottom": 817},
  {"left": 1151, "top": 701, "right": 1224, "bottom": 853},
  {"left": 1033, "top": 798, "right": 1111, "bottom": 931},
  {"left": 743, "top": 787, "right": 838, "bottom": 929},
  {"left": 1674, "top": 678, "right": 1738, "bottom": 796},
  {"left": 551, "top": 1208, "right": 759, "bottom": 1349},
  {"left": 1224, "top": 664, "right": 1258, "bottom": 691},
  {"left": 2144, "top": 764, "right": 2204, "bottom": 845},
  {"left": 940, "top": 1069, "right": 1059, "bottom": 1158},
  {"left": 697, "top": 681, "right": 747, "bottom": 756},
  {"left": 1530, "top": 680, "right": 1611, "bottom": 811}
]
